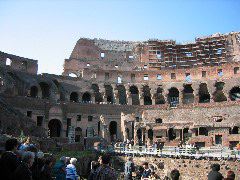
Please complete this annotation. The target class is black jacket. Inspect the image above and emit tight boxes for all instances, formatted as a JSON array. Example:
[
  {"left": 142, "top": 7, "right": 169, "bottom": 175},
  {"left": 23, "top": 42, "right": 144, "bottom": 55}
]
[
  {"left": 13, "top": 162, "right": 32, "bottom": 180},
  {"left": 208, "top": 170, "right": 224, "bottom": 180}
]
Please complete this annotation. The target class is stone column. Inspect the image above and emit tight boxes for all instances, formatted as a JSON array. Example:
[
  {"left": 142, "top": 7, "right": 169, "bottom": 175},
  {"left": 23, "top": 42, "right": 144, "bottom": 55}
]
[
  {"left": 113, "top": 85, "right": 119, "bottom": 105},
  {"left": 125, "top": 86, "right": 132, "bottom": 105},
  {"left": 139, "top": 93, "right": 144, "bottom": 105},
  {"left": 92, "top": 95, "right": 96, "bottom": 104}
]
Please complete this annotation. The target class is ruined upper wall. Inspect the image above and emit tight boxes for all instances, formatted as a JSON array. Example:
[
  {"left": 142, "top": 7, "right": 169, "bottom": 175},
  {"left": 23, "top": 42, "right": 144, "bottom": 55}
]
[
  {"left": 0, "top": 51, "right": 38, "bottom": 74},
  {"left": 64, "top": 32, "right": 240, "bottom": 76}
]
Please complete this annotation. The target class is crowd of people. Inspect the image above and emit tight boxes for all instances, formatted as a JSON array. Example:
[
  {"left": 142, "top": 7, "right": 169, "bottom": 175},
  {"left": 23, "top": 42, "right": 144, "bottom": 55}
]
[{"left": 0, "top": 138, "right": 238, "bottom": 180}]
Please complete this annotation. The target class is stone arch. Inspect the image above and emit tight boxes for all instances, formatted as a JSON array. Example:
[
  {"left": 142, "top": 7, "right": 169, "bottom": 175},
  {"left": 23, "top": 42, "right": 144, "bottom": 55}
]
[
  {"left": 183, "top": 84, "right": 194, "bottom": 104},
  {"left": 213, "top": 82, "right": 227, "bottom": 102},
  {"left": 105, "top": 85, "right": 114, "bottom": 104},
  {"left": 130, "top": 85, "right": 140, "bottom": 105},
  {"left": 91, "top": 84, "right": 103, "bottom": 103},
  {"left": 168, "top": 87, "right": 179, "bottom": 107},
  {"left": 75, "top": 127, "right": 82, "bottom": 142},
  {"left": 117, "top": 85, "right": 127, "bottom": 105},
  {"left": 48, "top": 119, "right": 62, "bottom": 137},
  {"left": 143, "top": 85, "right": 152, "bottom": 105},
  {"left": 30, "top": 86, "right": 38, "bottom": 98},
  {"left": 39, "top": 82, "right": 50, "bottom": 99},
  {"left": 199, "top": 83, "right": 210, "bottom": 103},
  {"left": 82, "top": 92, "right": 91, "bottom": 103},
  {"left": 155, "top": 87, "right": 165, "bottom": 104},
  {"left": 229, "top": 86, "right": 240, "bottom": 101},
  {"left": 168, "top": 128, "right": 176, "bottom": 141},
  {"left": 109, "top": 121, "right": 117, "bottom": 142},
  {"left": 70, "top": 92, "right": 79, "bottom": 102}
]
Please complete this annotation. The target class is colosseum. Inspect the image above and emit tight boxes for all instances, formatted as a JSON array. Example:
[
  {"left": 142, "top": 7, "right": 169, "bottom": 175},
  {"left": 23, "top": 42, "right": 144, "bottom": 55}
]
[{"left": 0, "top": 31, "right": 240, "bottom": 149}]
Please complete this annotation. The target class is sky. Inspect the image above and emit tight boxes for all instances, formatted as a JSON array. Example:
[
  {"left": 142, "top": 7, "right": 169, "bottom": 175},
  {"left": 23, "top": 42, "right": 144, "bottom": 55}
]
[{"left": 0, "top": 0, "right": 239, "bottom": 75}]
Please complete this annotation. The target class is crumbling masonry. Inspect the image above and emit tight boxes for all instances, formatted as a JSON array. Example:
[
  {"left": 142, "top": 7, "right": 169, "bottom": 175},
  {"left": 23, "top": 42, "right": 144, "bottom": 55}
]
[{"left": 0, "top": 32, "right": 240, "bottom": 147}]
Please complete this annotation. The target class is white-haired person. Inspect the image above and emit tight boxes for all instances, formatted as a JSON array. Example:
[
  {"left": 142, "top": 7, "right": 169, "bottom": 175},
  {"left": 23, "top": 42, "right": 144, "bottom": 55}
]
[{"left": 66, "top": 158, "right": 79, "bottom": 180}]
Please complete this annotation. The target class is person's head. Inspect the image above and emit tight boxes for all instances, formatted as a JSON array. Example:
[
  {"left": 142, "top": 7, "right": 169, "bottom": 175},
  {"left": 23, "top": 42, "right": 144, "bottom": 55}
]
[
  {"left": 211, "top": 163, "right": 220, "bottom": 171},
  {"left": 23, "top": 137, "right": 31, "bottom": 144},
  {"left": 142, "top": 162, "right": 149, "bottom": 169},
  {"left": 170, "top": 169, "right": 180, "bottom": 180},
  {"left": 70, "top": 158, "right": 77, "bottom": 165},
  {"left": 5, "top": 138, "right": 19, "bottom": 151},
  {"left": 60, "top": 156, "right": 67, "bottom": 164},
  {"left": 226, "top": 170, "right": 235, "bottom": 180},
  {"left": 22, "top": 151, "right": 35, "bottom": 167},
  {"left": 99, "top": 154, "right": 111, "bottom": 165}
]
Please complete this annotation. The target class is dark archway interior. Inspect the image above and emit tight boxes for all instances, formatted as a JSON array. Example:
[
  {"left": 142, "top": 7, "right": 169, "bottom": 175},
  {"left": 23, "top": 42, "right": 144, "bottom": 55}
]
[
  {"left": 155, "top": 87, "right": 165, "bottom": 104},
  {"left": 199, "top": 83, "right": 210, "bottom": 103},
  {"left": 117, "top": 85, "right": 127, "bottom": 105},
  {"left": 199, "top": 127, "right": 208, "bottom": 136},
  {"left": 70, "top": 92, "right": 78, "bottom": 102},
  {"left": 168, "top": 88, "right": 179, "bottom": 107},
  {"left": 30, "top": 86, "right": 38, "bottom": 98},
  {"left": 109, "top": 121, "right": 117, "bottom": 141},
  {"left": 168, "top": 128, "right": 176, "bottom": 141},
  {"left": 229, "top": 87, "right": 240, "bottom": 101},
  {"left": 126, "top": 128, "right": 130, "bottom": 140},
  {"left": 39, "top": 82, "right": 50, "bottom": 99},
  {"left": 213, "top": 82, "right": 227, "bottom": 102},
  {"left": 105, "top": 85, "right": 114, "bottom": 104},
  {"left": 75, "top": 127, "right": 82, "bottom": 142},
  {"left": 48, "top": 119, "right": 61, "bottom": 137},
  {"left": 92, "top": 84, "right": 103, "bottom": 103},
  {"left": 143, "top": 86, "right": 152, "bottom": 105},
  {"left": 231, "top": 126, "right": 239, "bottom": 134},
  {"left": 137, "top": 129, "right": 142, "bottom": 142},
  {"left": 82, "top": 92, "right": 91, "bottom": 102},
  {"left": 130, "top": 86, "right": 140, "bottom": 105},
  {"left": 183, "top": 85, "right": 194, "bottom": 104},
  {"left": 148, "top": 129, "right": 153, "bottom": 140}
]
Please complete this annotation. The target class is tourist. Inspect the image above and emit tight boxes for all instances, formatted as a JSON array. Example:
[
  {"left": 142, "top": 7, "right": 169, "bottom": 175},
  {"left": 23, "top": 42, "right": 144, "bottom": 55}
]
[
  {"left": 53, "top": 156, "right": 67, "bottom": 180},
  {"left": 13, "top": 151, "right": 35, "bottom": 180},
  {"left": 170, "top": 169, "right": 180, "bottom": 180},
  {"left": 207, "top": 163, "right": 224, "bottom": 180},
  {"left": 66, "top": 158, "right": 79, "bottom": 180},
  {"left": 88, "top": 161, "right": 100, "bottom": 180},
  {"left": 40, "top": 156, "right": 55, "bottom": 180},
  {"left": 31, "top": 151, "right": 45, "bottom": 180},
  {"left": 94, "top": 154, "right": 117, "bottom": 180},
  {"left": 135, "top": 166, "right": 144, "bottom": 180},
  {"left": 224, "top": 170, "right": 235, "bottom": 180},
  {"left": 0, "top": 138, "right": 20, "bottom": 180},
  {"left": 124, "top": 157, "right": 135, "bottom": 180},
  {"left": 18, "top": 136, "right": 31, "bottom": 151},
  {"left": 141, "top": 162, "right": 151, "bottom": 179}
]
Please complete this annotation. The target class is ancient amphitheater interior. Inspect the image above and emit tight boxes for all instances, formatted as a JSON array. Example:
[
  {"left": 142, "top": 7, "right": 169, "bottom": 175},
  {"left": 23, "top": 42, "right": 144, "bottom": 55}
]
[{"left": 0, "top": 31, "right": 240, "bottom": 149}]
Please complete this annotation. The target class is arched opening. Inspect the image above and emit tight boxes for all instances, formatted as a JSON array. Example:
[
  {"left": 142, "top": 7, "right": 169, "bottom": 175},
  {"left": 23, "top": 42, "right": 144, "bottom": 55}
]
[
  {"left": 168, "top": 88, "right": 179, "bottom": 107},
  {"left": 82, "top": 92, "right": 91, "bottom": 103},
  {"left": 155, "top": 118, "right": 162, "bottom": 123},
  {"left": 137, "top": 129, "right": 142, "bottom": 145},
  {"left": 183, "top": 84, "right": 194, "bottom": 104},
  {"left": 75, "top": 127, "right": 82, "bottom": 142},
  {"left": 91, "top": 84, "right": 103, "bottom": 103},
  {"left": 68, "top": 73, "right": 78, "bottom": 78},
  {"left": 130, "top": 86, "right": 140, "bottom": 105},
  {"left": 117, "top": 85, "right": 127, "bottom": 105},
  {"left": 109, "top": 121, "right": 117, "bottom": 142},
  {"left": 148, "top": 129, "right": 154, "bottom": 142},
  {"left": 143, "top": 85, "right": 152, "bottom": 105},
  {"left": 168, "top": 128, "right": 176, "bottom": 141},
  {"left": 199, "top": 83, "right": 210, "bottom": 103},
  {"left": 199, "top": 127, "right": 208, "bottom": 136},
  {"left": 231, "top": 126, "right": 239, "bottom": 134},
  {"left": 70, "top": 92, "right": 78, "bottom": 102},
  {"left": 30, "top": 86, "right": 38, "bottom": 98},
  {"left": 183, "top": 128, "right": 189, "bottom": 141},
  {"left": 126, "top": 128, "right": 130, "bottom": 140},
  {"left": 229, "top": 87, "right": 240, "bottom": 101},
  {"left": 6, "top": 58, "right": 12, "bottom": 66},
  {"left": 39, "top": 82, "right": 50, "bottom": 99},
  {"left": 48, "top": 119, "right": 62, "bottom": 137},
  {"left": 213, "top": 82, "right": 227, "bottom": 102},
  {"left": 155, "top": 87, "right": 165, "bottom": 104},
  {"left": 105, "top": 85, "right": 114, "bottom": 104},
  {"left": 86, "top": 127, "right": 94, "bottom": 137}
]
